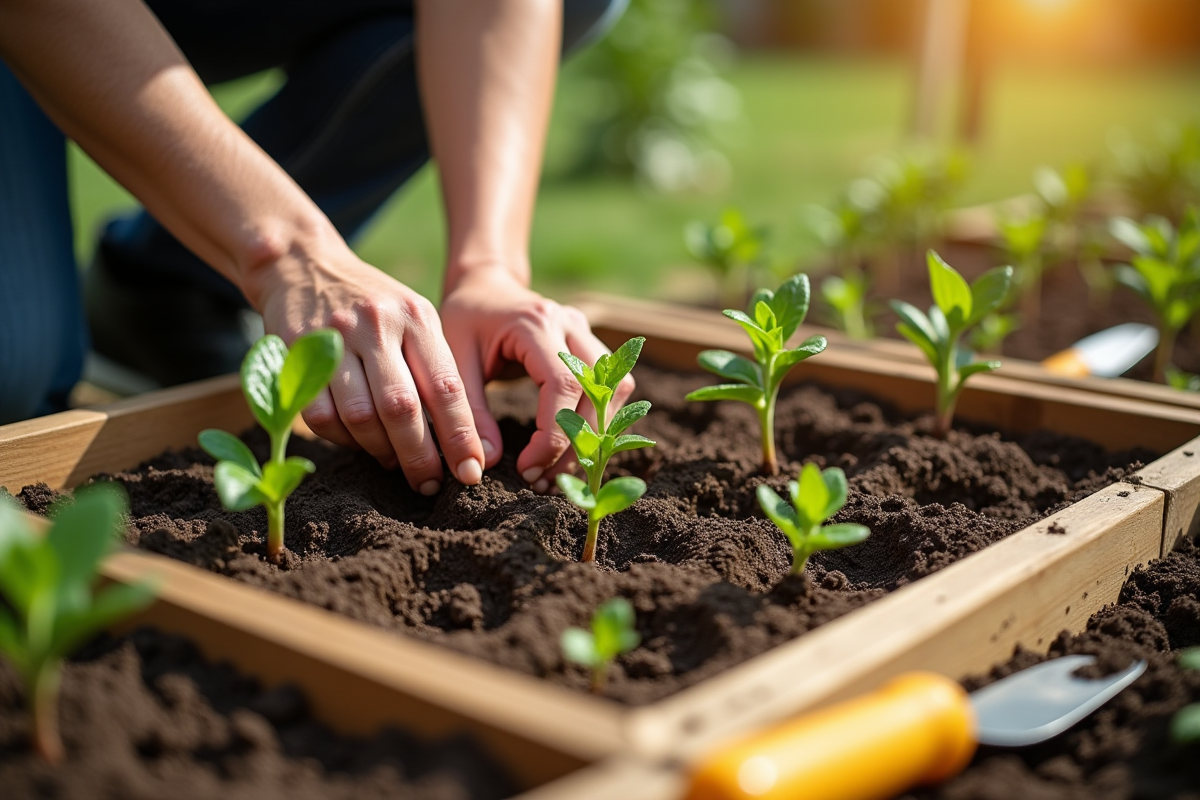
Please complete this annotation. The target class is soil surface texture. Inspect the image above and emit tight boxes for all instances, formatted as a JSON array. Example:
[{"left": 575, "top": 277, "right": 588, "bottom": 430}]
[
  {"left": 900, "top": 536, "right": 1200, "bottom": 800},
  {"left": 34, "top": 367, "right": 1151, "bottom": 705},
  {"left": 843, "top": 241, "right": 1200, "bottom": 382},
  {"left": 0, "top": 627, "right": 514, "bottom": 800}
]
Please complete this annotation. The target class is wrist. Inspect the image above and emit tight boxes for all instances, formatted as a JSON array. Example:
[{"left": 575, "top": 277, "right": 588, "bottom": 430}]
[
  {"left": 235, "top": 212, "right": 341, "bottom": 310},
  {"left": 444, "top": 253, "right": 531, "bottom": 295}
]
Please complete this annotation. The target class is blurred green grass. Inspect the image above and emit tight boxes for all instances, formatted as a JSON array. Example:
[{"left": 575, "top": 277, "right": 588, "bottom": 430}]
[{"left": 68, "top": 54, "right": 1200, "bottom": 302}]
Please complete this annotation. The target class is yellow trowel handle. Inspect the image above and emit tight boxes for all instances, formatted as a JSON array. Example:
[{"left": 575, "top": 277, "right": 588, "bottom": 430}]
[{"left": 685, "top": 673, "right": 977, "bottom": 800}]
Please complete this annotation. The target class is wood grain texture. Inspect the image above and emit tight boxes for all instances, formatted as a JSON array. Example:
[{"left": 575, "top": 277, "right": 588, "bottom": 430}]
[{"left": 1137, "top": 436, "right": 1200, "bottom": 553}]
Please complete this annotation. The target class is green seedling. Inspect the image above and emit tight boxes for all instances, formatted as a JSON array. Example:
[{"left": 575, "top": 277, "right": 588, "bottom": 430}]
[
  {"left": 685, "top": 208, "right": 767, "bottom": 309},
  {"left": 1166, "top": 366, "right": 1200, "bottom": 392},
  {"left": 891, "top": 251, "right": 1013, "bottom": 439},
  {"left": 199, "top": 329, "right": 344, "bottom": 564},
  {"left": 1171, "top": 647, "right": 1200, "bottom": 743},
  {"left": 756, "top": 463, "right": 870, "bottom": 576},
  {"left": 556, "top": 337, "right": 656, "bottom": 563},
  {"left": 1109, "top": 211, "right": 1200, "bottom": 383},
  {"left": 968, "top": 312, "right": 1021, "bottom": 356},
  {"left": 561, "top": 597, "right": 641, "bottom": 694},
  {"left": 0, "top": 486, "right": 156, "bottom": 763},
  {"left": 821, "top": 272, "right": 873, "bottom": 340},
  {"left": 687, "top": 275, "right": 827, "bottom": 476}
]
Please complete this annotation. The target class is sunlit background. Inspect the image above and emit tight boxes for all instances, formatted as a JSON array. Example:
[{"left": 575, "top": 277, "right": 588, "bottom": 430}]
[{"left": 70, "top": 0, "right": 1200, "bottom": 304}]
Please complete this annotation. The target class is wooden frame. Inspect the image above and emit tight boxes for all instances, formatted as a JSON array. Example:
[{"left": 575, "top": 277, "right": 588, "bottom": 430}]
[{"left": 2, "top": 296, "right": 1199, "bottom": 792}]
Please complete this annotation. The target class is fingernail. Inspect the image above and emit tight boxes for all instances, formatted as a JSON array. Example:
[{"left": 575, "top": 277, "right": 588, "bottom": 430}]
[
  {"left": 533, "top": 478, "right": 549, "bottom": 494},
  {"left": 482, "top": 439, "right": 497, "bottom": 460},
  {"left": 522, "top": 467, "right": 544, "bottom": 484},
  {"left": 457, "top": 458, "right": 483, "bottom": 485},
  {"left": 419, "top": 480, "right": 441, "bottom": 496}
]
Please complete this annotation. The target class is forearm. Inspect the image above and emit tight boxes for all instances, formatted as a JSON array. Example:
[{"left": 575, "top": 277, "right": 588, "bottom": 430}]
[
  {"left": 416, "top": 0, "right": 561, "bottom": 293},
  {"left": 0, "top": 0, "right": 336, "bottom": 306}
]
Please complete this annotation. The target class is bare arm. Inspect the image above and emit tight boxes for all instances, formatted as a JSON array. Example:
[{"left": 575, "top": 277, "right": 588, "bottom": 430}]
[{"left": 421, "top": 0, "right": 631, "bottom": 489}]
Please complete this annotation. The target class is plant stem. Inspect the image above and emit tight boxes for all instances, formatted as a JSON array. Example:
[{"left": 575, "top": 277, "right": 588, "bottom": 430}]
[
  {"left": 933, "top": 346, "right": 958, "bottom": 439},
  {"left": 590, "top": 663, "right": 608, "bottom": 695},
  {"left": 1154, "top": 322, "right": 1175, "bottom": 384},
  {"left": 31, "top": 663, "right": 63, "bottom": 764},
  {"left": 266, "top": 502, "right": 285, "bottom": 564},
  {"left": 582, "top": 515, "right": 600, "bottom": 563},
  {"left": 759, "top": 400, "right": 778, "bottom": 476}
]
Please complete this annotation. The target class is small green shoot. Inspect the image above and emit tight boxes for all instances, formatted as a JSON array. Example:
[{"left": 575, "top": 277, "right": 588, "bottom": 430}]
[
  {"left": 1171, "top": 647, "right": 1200, "bottom": 743},
  {"left": 199, "top": 329, "right": 343, "bottom": 564},
  {"left": 1166, "top": 366, "right": 1200, "bottom": 392},
  {"left": 998, "top": 211, "right": 1050, "bottom": 319},
  {"left": 556, "top": 337, "right": 656, "bottom": 563},
  {"left": 1109, "top": 211, "right": 1200, "bottom": 382},
  {"left": 685, "top": 208, "right": 767, "bottom": 309},
  {"left": 756, "top": 464, "right": 870, "bottom": 576},
  {"left": 968, "top": 312, "right": 1021, "bottom": 356},
  {"left": 687, "top": 275, "right": 827, "bottom": 475},
  {"left": 891, "top": 251, "right": 1013, "bottom": 438},
  {"left": 0, "top": 486, "right": 156, "bottom": 763},
  {"left": 821, "top": 272, "right": 873, "bottom": 340},
  {"left": 561, "top": 597, "right": 640, "bottom": 694}
]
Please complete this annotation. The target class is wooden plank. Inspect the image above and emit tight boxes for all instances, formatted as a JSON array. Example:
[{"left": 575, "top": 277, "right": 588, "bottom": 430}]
[
  {"left": 517, "top": 761, "right": 682, "bottom": 800},
  {"left": 631, "top": 482, "right": 1164, "bottom": 762},
  {"left": 102, "top": 548, "right": 625, "bottom": 788},
  {"left": 1137, "top": 436, "right": 1200, "bottom": 552}
]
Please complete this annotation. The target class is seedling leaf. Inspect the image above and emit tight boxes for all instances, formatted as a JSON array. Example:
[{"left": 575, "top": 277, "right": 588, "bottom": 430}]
[
  {"left": 593, "top": 477, "right": 647, "bottom": 518},
  {"left": 611, "top": 434, "right": 657, "bottom": 454},
  {"left": 213, "top": 462, "right": 269, "bottom": 512},
  {"left": 608, "top": 401, "right": 651, "bottom": 437},
  {"left": 968, "top": 266, "right": 1014, "bottom": 325},
  {"left": 556, "top": 474, "right": 596, "bottom": 510},
  {"left": 278, "top": 329, "right": 343, "bottom": 418},
  {"left": 242, "top": 334, "right": 288, "bottom": 434},
  {"left": 696, "top": 351, "right": 760, "bottom": 385},
  {"left": 685, "top": 384, "right": 764, "bottom": 405},
  {"left": 792, "top": 464, "right": 829, "bottom": 529},
  {"left": 199, "top": 429, "right": 261, "bottom": 477},
  {"left": 928, "top": 250, "right": 972, "bottom": 328},
  {"left": 812, "top": 523, "right": 871, "bottom": 549},
  {"left": 561, "top": 628, "right": 600, "bottom": 667}
]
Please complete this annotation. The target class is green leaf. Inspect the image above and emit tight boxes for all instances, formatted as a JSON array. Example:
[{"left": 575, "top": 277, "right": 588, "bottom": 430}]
[
  {"left": 890, "top": 301, "right": 940, "bottom": 351},
  {"left": 212, "top": 461, "right": 268, "bottom": 512},
  {"left": 260, "top": 457, "right": 316, "bottom": 504},
  {"left": 754, "top": 300, "right": 776, "bottom": 331},
  {"left": 768, "top": 274, "right": 811, "bottom": 340},
  {"left": 51, "top": 580, "right": 156, "bottom": 658},
  {"left": 927, "top": 250, "right": 972, "bottom": 329},
  {"left": 610, "top": 434, "right": 656, "bottom": 454},
  {"left": 811, "top": 523, "right": 871, "bottom": 549},
  {"left": 0, "top": 607, "right": 26, "bottom": 671},
  {"left": 1109, "top": 217, "right": 1152, "bottom": 256},
  {"left": 756, "top": 484, "right": 798, "bottom": 537},
  {"left": 278, "top": 329, "right": 343, "bottom": 419},
  {"left": 1113, "top": 264, "right": 1149, "bottom": 301},
  {"left": 592, "top": 598, "right": 639, "bottom": 660},
  {"left": 608, "top": 401, "right": 651, "bottom": 437},
  {"left": 0, "top": 536, "right": 56, "bottom": 617},
  {"left": 968, "top": 267, "right": 1014, "bottom": 325},
  {"left": 724, "top": 309, "right": 776, "bottom": 359},
  {"left": 556, "top": 409, "right": 600, "bottom": 460},
  {"left": 1172, "top": 703, "right": 1200, "bottom": 744},
  {"left": 959, "top": 360, "right": 1001, "bottom": 380},
  {"left": 198, "top": 429, "right": 261, "bottom": 477},
  {"left": 593, "top": 477, "right": 646, "bottom": 519},
  {"left": 559, "top": 352, "right": 609, "bottom": 411},
  {"left": 46, "top": 486, "right": 124, "bottom": 612},
  {"left": 561, "top": 628, "right": 600, "bottom": 667},
  {"left": 686, "top": 384, "right": 764, "bottom": 405},
  {"left": 697, "top": 350, "right": 761, "bottom": 387},
  {"left": 819, "top": 467, "right": 849, "bottom": 520},
  {"left": 792, "top": 463, "right": 830, "bottom": 530},
  {"left": 558, "top": 352, "right": 592, "bottom": 383},
  {"left": 0, "top": 495, "right": 32, "bottom": 562},
  {"left": 242, "top": 334, "right": 288, "bottom": 435},
  {"left": 556, "top": 473, "right": 596, "bottom": 511},
  {"left": 1179, "top": 647, "right": 1200, "bottom": 671},
  {"left": 771, "top": 336, "right": 827, "bottom": 383},
  {"left": 596, "top": 337, "right": 645, "bottom": 390}
]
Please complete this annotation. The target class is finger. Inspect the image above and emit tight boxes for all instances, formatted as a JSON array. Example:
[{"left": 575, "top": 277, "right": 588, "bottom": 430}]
[
  {"left": 328, "top": 354, "right": 401, "bottom": 470},
  {"left": 404, "top": 324, "right": 486, "bottom": 486},
  {"left": 444, "top": 328, "right": 503, "bottom": 471},
  {"left": 302, "top": 387, "right": 361, "bottom": 451},
  {"left": 512, "top": 326, "right": 581, "bottom": 491}
]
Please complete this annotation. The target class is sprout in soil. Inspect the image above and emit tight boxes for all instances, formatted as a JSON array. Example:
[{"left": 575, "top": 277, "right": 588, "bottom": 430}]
[
  {"left": 561, "top": 597, "right": 640, "bottom": 694},
  {"left": 687, "top": 275, "right": 827, "bottom": 476},
  {"left": 756, "top": 463, "right": 870, "bottom": 576},
  {"left": 199, "top": 329, "right": 344, "bottom": 564},
  {"left": 685, "top": 208, "right": 767, "bottom": 309},
  {"left": 1109, "top": 211, "right": 1200, "bottom": 383},
  {"left": 1166, "top": 366, "right": 1200, "bottom": 392},
  {"left": 891, "top": 251, "right": 1013, "bottom": 439},
  {"left": 821, "top": 271, "right": 873, "bottom": 340},
  {"left": 556, "top": 337, "right": 656, "bottom": 563},
  {"left": 0, "top": 486, "right": 156, "bottom": 763},
  {"left": 1171, "top": 647, "right": 1200, "bottom": 743}
]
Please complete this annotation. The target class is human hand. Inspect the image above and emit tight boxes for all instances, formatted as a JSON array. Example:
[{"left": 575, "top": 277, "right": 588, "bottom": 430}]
[
  {"left": 439, "top": 270, "right": 635, "bottom": 492},
  {"left": 247, "top": 242, "right": 485, "bottom": 495}
]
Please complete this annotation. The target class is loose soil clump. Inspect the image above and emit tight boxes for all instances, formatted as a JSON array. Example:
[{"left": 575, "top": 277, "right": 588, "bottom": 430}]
[
  {"left": 31, "top": 367, "right": 1150, "bottom": 704},
  {"left": 902, "top": 537, "right": 1200, "bottom": 800},
  {"left": 0, "top": 627, "right": 513, "bottom": 800}
]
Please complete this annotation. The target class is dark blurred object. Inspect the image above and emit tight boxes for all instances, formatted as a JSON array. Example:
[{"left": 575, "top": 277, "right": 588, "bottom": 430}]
[{"left": 556, "top": 0, "right": 740, "bottom": 192}]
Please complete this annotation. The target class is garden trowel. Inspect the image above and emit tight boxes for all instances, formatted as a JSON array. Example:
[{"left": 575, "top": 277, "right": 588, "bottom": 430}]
[
  {"left": 685, "top": 654, "right": 1146, "bottom": 800},
  {"left": 1041, "top": 323, "right": 1158, "bottom": 378}
]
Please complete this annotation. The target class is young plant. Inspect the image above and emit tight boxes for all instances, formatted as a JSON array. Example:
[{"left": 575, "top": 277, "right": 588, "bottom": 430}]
[
  {"left": 561, "top": 597, "right": 641, "bottom": 694},
  {"left": 556, "top": 337, "right": 656, "bottom": 563},
  {"left": 0, "top": 486, "right": 156, "bottom": 763},
  {"left": 890, "top": 251, "right": 1013, "bottom": 438},
  {"left": 968, "top": 311, "right": 1021, "bottom": 356},
  {"left": 199, "top": 329, "right": 343, "bottom": 564},
  {"left": 1109, "top": 211, "right": 1200, "bottom": 382},
  {"left": 685, "top": 208, "right": 767, "bottom": 309},
  {"left": 820, "top": 271, "right": 873, "bottom": 340},
  {"left": 686, "top": 274, "right": 827, "bottom": 476},
  {"left": 1166, "top": 366, "right": 1200, "bottom": 392},
  {"left": 998, "top": 211, "right": 1050, "bottom": 320},
  {"left": 756, "top": 463, "right": 870, "bottom": 576},
  {"left": 1171, "top": 647, "right": 1200, "bottom": 743}
]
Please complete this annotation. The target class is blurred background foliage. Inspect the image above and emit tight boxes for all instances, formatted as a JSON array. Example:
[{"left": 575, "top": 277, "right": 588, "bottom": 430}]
[{"left": 68, "top": 0, "right": 1200, "bottom": 305}]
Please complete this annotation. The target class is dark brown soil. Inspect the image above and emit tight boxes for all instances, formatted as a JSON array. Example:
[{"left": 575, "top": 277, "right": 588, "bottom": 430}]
[
  {"left": 0, "top": 627, "right": 514, "bottom": 800},
  {"left": 35, "top": 366, "right": 1151, "bottom": 705},
  {"left": 854, "top": 242, "right": 1200, "bottom": 382},
  {"left": 900, "top": 537, "right": 1200, "bottom": 800}
]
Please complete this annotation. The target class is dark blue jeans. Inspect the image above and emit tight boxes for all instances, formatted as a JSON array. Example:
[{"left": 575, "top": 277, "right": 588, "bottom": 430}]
[{"left": 0, "top": 0, "right": 626, "bottom": 423}]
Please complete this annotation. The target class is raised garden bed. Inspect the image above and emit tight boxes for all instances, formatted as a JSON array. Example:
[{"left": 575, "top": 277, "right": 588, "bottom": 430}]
[{"left": 2, "top": 296, "right": 1200, "bottom": 778}]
